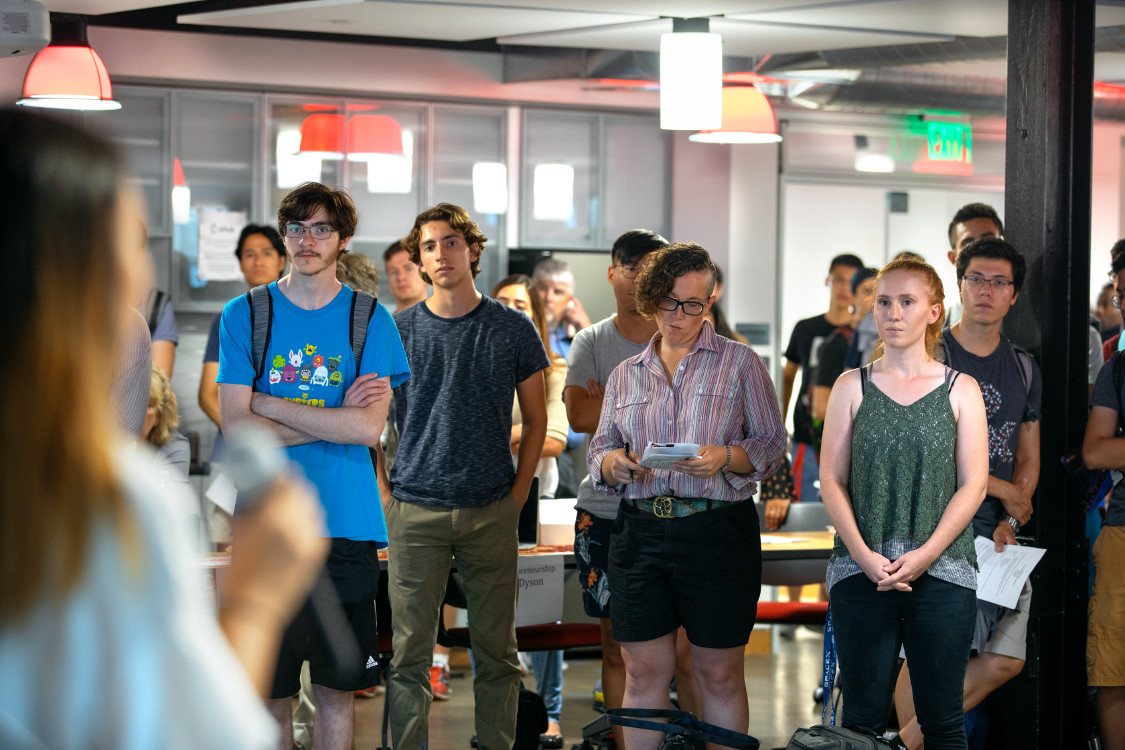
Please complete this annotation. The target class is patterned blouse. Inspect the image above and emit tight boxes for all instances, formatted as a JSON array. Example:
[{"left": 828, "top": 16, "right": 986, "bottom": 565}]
[{"left": 586, "top": 320, "right": 786, "bottom": 502}]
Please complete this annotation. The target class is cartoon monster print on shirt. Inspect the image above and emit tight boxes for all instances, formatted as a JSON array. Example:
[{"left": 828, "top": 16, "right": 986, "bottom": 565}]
[{"left": 271, "top": 342, "right": 344, "bottom": 396}]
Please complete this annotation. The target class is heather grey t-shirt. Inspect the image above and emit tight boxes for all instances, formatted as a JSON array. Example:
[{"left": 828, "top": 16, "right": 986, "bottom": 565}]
[
  {"left": 391, "top": 296, "right": 549, "bottom": 509},
  {"left": 568, "top": 315, "right": 653, "bottom": 519}
]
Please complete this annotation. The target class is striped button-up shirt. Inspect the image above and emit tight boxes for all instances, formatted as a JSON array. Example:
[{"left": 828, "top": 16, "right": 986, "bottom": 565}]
[{"left": 586, "top": 319, "right": 787, "bottom": 502}]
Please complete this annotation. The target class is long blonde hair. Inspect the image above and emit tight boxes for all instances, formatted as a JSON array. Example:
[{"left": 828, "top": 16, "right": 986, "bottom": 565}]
[
  {"left": 871, "top": 258, "right": 946, "bottom": 361},
  {"left": 0, "top": 110, "right": 133, "bottom": 625}
]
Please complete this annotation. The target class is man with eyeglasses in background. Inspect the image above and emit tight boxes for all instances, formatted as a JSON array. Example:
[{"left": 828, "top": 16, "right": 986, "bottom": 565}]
[
  {"left": 894, "top": 237, "right": 1041, "bottom": 749},
  {"left": 565, "top": 229, "right": 704, "bottom": 727},
  {"left": 218, "top": 182, "right": 410, "bottom": 750},
  {"left": 780, "top": 253, "right": 864, "bottom": 503}
]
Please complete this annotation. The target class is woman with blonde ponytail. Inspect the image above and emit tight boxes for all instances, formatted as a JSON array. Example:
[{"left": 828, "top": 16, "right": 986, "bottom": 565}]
[
  {"left": 819, "top": 257, "right": 989, "bottom": 749},
  {"left": 0, "top": 108, "right": 328, "bottom": 749}
]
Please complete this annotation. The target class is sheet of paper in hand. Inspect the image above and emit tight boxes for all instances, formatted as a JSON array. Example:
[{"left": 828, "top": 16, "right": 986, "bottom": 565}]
[{"left": 640, "top": 442, "right": 700, "bottom": 469}]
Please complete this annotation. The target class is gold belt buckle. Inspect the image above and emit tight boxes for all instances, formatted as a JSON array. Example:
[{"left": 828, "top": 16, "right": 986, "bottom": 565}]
[{"left": 653, "top": 496, "right": 675, "bottom": 518}]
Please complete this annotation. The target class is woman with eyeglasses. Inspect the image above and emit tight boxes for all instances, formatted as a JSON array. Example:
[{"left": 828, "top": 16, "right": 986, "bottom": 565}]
[{"left": 586, "top": 243, "right": 786, "bottom": 748}]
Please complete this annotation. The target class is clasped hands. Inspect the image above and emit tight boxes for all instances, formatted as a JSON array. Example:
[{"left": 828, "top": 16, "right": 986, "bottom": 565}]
[{"left": 860, "top": 547, "right": 938, "bottom": 592}]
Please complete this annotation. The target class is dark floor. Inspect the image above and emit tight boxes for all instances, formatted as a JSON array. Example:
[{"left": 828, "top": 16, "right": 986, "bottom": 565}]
[{"left": 350, "top": 626, "right": 826, "bottom": 749}]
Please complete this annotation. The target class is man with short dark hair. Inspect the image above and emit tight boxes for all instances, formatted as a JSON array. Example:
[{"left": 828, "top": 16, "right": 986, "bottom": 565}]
[
  {"left": 945, "top": 203, "right": 1004, "bottom": 326},
  {"left": 384, "top": 239, "right": 428, "bottom": 312},
  {"left": 895, "top": 237, "right": 1041, "bottom": 749},
  {"left": 565, "top": 228, "right": 703, "bottom": 722},
  {"left": 218, "top": 182, "right": 410, "bottom": 750},
  {"left": 388, "top": 203, "right": 549, "bottom": 750},
  {"left": 780, "top": 253, "right": 864, "bottom": 502}
]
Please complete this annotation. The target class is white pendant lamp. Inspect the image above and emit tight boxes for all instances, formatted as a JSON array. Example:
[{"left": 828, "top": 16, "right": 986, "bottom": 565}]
[{"left": 660, "top": 17, "right": 722, "bottom": 131}]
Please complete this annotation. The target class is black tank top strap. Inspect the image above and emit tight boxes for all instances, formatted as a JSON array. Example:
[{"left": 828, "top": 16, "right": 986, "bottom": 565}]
[
  {"left": 945, "top": 365, "right": 960, "bottom": 393},
  {"left": 860, "top": 363, "right": 872, "bottom": 395}
]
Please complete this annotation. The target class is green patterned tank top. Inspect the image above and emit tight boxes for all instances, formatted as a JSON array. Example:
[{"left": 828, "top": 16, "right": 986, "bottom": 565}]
[{"left": 826, "top": 365, "right": 977, "bottom": 592}]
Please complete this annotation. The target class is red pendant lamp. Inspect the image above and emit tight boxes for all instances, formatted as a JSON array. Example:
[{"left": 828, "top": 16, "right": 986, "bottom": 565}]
[
  {"left": 689, "top": 85, "right": 781, "bottom": 144},
  {"left": 17, "top": 15, "right": 120, "bottom": 111},
  {"left": 298, "top": 113, "right": 345, "bottom": 160},
  {"left": 346, "top": 114, "right": 404, "bottom": 161}
]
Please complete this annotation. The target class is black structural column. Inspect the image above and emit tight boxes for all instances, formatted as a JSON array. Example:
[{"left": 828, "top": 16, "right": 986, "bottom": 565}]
[{"left": 999, "top": 0, "right": 1094, "bottom": 746}]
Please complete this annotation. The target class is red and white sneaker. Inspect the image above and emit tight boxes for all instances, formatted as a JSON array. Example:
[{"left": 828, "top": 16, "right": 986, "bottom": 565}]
[{"left": 430, "top": 663, "right": 452, "bottom": 701}]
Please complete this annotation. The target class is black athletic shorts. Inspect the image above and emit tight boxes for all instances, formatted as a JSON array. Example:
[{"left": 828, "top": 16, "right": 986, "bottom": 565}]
[
  {"left": 269, "top": 538, "right": 382, "bottom": 698},
  {"left": 608, "top": 499, "right": 762, "bottom": 649}
]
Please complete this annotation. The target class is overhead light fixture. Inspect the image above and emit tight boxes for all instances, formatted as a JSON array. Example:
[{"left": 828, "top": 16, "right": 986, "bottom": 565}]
[
  {"left": 276, "top": 128, "right": 322, "bottom": 189},
  {"left": 17, "top": 15, "right": 120, "bottom": 111},
  {"left": 660, "top": 17, "right": 722, "bottom": 131},
  {"left": 298, "top": 113, "right": 344, "bottom": 160},
  {"left": 689, "top": 86, "right": 781, "bottom": 144},
  {"left": 172, "top": 157, "right": 191, "bottom": 224},
  {"left": 345, "top": 114, "right": 404, "bottom": 161},
  {"left": 853, "top": 135, "right": 895, "bottom": 173}
]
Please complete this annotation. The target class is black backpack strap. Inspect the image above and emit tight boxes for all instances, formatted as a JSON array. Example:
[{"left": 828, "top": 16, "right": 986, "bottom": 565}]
[
  {"left": 606, "top": 709, "right": 759, "bottom": 749},
  {"left": 349, "top": 290, "right": 378, "bottom": 374},
  {"left": 1112, "top": 351, "right": 1125, "bottom": 435},
  {"left": 1008, "top": 341, "right": 1033, "bottom": 399},
  {"left": 248, "top": 285, "right": 273, "bottom": 392}
]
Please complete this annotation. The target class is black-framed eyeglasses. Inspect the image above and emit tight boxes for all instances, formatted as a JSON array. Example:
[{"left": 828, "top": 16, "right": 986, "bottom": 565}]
[
  {"left": 962, "top": 274, "right": 1015, "bottom": 290},
  {"left": 614, "top": 263, "right": 639, "bottom": 279},
  {"left": 285, "top": 222, "right": 336, "bottom": 240},
  {"left": 656, "top": 296, "right": 706, "bottom": 316}
]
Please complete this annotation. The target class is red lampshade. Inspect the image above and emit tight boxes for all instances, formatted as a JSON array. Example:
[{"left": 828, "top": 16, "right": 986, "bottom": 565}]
[
  {"left": 17, "top": 44, "right": 120, "bottom": 111},
  {"left": 172, "top": 157, "right": 187, "bottom": 187},
  {"left": 689, "top": 86, "right": 781, "bottom": 144},
  {"left": 299, "top": 114, "right": 345, "bottom": 159},
  {"left": 346, "top": 114, "right": 404, "bottom": 161}
]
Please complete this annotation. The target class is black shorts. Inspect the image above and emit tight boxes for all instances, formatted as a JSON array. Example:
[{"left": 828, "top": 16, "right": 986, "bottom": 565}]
[
  {"left": 608, "top": 499, "right": 762, "bottom": 649},
  {"left": 269, "top": 538, "right": 382, "bottom": 698},
  {"left": 575, "top": 508, "right": 615, "bottom": 619}
]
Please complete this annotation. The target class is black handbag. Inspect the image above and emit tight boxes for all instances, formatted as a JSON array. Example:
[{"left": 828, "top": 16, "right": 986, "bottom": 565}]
[{"left": 605, "top": 708, "right": 759, "bottom": 750}]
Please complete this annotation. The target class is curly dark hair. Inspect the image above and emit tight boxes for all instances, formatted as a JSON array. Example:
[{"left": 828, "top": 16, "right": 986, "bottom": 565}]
[
  {"left": 404, "top": 203, "right": 487, "bottom": 285},
  {"left": 634, "top": 242, "right": 717, "bottom": 318}
]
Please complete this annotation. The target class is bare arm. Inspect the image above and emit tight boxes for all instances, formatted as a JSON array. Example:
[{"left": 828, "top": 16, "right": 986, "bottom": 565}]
[
  {"left": 251, "top": 376, "right": 390, "bottom": 448},
  {"left": 513, "top": 371, "right": 548, "bottom": 508},
  {"left": 780, "top": 359, "right": 799, "bottom": 420},
  {"left": 151, "top": 339, "right": 176, "bottom": 378},
  {"left": 564, "top": 383, "right": 603, "bottom": 434},
  {"left": 987, "top": 420, "right": 1040, "bottom": 525},
  {"left": 512, "top": 424, "right": 565, "bottom": 458},
  {"left": 198, "top": 361, "right": 222, "bottom": 428},
  {"left": 1083, "top": 405, "right": 1125, "bottom": 469},
  {"left": 219, "top": 383, "right": 316, "bottom": 447},
  {"left": 882, "top": 375, "right": 989, "bottom": 590}
]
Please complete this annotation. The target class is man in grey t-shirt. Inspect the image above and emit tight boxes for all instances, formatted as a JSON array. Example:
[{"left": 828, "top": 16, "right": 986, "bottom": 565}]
[
  {"left": 387, "top": 203, "right": 548, "bottom": 750},
  {"left": 564, "top": 229, "right": 701, "bottom": 718}
]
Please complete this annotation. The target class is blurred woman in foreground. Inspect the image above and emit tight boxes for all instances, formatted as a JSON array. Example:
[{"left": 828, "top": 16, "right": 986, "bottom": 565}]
[{"left": 0, "top": 108, "right": 327, "bottom": 749}]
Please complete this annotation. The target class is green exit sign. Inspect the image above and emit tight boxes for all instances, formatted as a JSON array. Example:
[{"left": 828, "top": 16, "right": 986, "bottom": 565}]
[{"left": 927, "top": 121, "right": 973, "bottom": 163}]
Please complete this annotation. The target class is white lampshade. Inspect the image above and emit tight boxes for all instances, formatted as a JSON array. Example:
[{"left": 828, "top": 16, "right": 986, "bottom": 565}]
[{"left": 660, "top": 30, "right": 722, "bottom": 131}]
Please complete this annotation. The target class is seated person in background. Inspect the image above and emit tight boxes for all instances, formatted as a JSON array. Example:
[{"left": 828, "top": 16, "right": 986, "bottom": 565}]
[
  {"left": 493, "top": 273, "right": 569, "bottom": 748},
  {"left": 894, "top": 238, "right": 1041, "bottom": 749},
  {"left": 0, "top": 106, "right": 327, "bottom": 749},
  {"left": 144, "top": 364, "right": 191, "bottom": 483},
  {"left": 588, "top": 242, "right": 786, "bottom": 747}
]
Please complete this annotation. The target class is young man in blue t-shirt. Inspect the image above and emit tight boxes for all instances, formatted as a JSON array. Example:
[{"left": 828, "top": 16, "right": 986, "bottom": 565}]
[
  {"left": 386, "top": 203, "right": 549, "bottom": 750},
  {"left": 217, "top": 182, "right": 409, "bottom": 750}
]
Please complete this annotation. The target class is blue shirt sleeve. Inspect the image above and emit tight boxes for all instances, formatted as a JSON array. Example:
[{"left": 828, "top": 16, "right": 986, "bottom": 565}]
[
  {"left": 360, "top": 302, "right": 411, "bottom": 388},
  {"left": 216, "top": 294, "right": 255, "bottom": 387},
  {"left": 203, "top": 315, "right": 221, "bottom": 364},
  {"left": 153, "top": 302, "right": 179, "bottom": 345}
]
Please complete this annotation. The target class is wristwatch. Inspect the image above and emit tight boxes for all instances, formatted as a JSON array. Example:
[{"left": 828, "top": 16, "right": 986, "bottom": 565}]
[{"left": 1005, "top": 515, "right": 1021, "bottom": 534}]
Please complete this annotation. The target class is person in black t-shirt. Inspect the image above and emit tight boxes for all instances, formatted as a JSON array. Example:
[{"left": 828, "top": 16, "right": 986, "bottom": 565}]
[{"left": 781, "top": 253, "right": 864, "bottom": 501}]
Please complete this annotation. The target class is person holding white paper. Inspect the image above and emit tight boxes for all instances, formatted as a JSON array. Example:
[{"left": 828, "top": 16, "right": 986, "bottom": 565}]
[
  {"left": 587, "top": 243, "right": 786, "bottom": 749},
  {"left": 894, "top": 238, "right": 1041, "bottom": 749}
]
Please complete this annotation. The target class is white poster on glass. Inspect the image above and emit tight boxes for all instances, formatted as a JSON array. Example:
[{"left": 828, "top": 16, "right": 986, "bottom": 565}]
[{"left": 198, "top": 208, "right": 247, "bottom": 282}]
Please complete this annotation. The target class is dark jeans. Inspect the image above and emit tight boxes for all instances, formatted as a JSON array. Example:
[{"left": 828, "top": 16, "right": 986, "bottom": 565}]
[{"left": 831, "top": 572, "right": 975, "bottom": 750}]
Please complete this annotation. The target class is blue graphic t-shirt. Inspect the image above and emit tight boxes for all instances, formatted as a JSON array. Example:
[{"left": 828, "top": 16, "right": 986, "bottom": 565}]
[{"left": 217, "top": 281, "right": 410, "bottom": 542}]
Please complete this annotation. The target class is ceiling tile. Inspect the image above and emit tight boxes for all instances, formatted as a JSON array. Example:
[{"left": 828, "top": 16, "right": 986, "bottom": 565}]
[{"left": 731, "top": 0, "right": 1008, "bottom": 39}]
